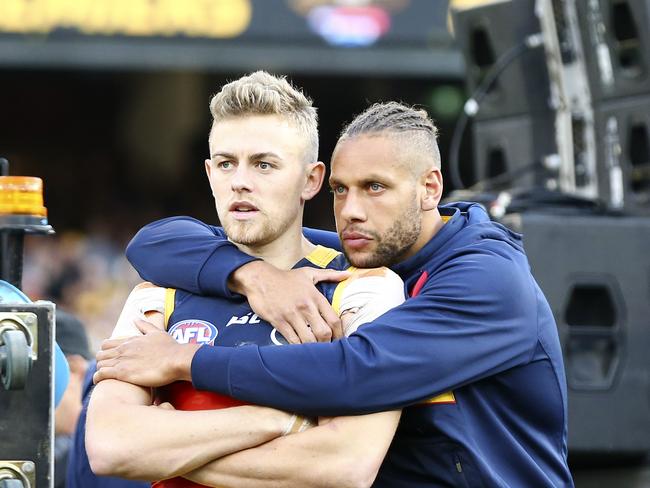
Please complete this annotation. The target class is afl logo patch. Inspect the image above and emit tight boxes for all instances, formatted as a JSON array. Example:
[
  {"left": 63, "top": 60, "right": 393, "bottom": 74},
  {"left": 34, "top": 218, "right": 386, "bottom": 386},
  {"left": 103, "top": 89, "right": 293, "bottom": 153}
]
[{"left": 168, "top": 320, "right": 218, "bottom": 345}]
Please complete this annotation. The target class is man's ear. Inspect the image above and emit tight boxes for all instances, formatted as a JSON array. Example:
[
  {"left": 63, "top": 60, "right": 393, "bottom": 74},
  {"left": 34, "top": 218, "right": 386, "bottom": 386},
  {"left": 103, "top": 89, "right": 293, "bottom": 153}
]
[
  {"left": 421, "top": 168, "right": 443, "bottom": 211},
  {"left": 302, "top": 162, "right": 326, "bottom": 202},
  {"left": 205, "top": 159, "right": 216, "bottom": 197}
]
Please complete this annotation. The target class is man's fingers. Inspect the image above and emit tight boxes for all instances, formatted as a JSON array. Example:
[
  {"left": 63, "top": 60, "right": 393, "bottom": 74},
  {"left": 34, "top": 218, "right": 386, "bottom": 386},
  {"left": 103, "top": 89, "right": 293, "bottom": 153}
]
[
  {"left": 95, "top": 347, "right": 119, "bottom": 362},
  {"left": 156, "top": 402, "right": 176, "bottom": 410},
  {"left": 93, "top": 366, "right": 116, "bottom": 384},
  {"left": 284, "top": 313, "right": 317, "bottom": 344},
  {"left": 135, "top": 318, "right": 160, "bottom": 334},
  {"left": 95, "top": 356, "right": 118, "bottom": 370},
  {"left": 100, "top": 337, "right": 129, "bottom": 351},
  {"left": 309, "top": 269, "right": 351, "bottom": 285},
  {"left": 296, "top": 324, "right": 317, "bottom": 344},
  {"left": 303, "top": 305, "right": 333, "bottom": 343},
  {"left": 95, "top": 348, "right": 120, "bottom": 367},
  {"left": 318, "top": 296, "right": 344, "bottom": 339},
  {"left": 274, "top": 321, "right": 301, "bottom": 345}
]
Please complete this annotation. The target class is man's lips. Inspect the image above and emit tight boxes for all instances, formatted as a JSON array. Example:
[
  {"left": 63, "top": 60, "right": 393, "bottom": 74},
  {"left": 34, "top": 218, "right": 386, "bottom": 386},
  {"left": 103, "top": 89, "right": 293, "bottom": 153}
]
[
  {"left": 229, "top": 201, "right": 259, "bottom": 219},
  {"left": 341, "top": 231, "right": 373, "bottom": 250}
]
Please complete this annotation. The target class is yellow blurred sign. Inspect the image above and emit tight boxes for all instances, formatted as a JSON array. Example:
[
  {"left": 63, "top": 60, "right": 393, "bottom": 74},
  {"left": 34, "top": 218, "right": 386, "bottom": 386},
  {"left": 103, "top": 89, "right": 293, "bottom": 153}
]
[{"left": 0, "top": 0, "right": 252, "bottom": 38}]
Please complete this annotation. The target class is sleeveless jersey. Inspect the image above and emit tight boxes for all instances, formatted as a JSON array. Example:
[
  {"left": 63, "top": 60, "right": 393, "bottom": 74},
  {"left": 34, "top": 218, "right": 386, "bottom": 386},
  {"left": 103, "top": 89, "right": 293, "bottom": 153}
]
[{"left": 152, "top": 246, "right": 349, "bottom": 488}]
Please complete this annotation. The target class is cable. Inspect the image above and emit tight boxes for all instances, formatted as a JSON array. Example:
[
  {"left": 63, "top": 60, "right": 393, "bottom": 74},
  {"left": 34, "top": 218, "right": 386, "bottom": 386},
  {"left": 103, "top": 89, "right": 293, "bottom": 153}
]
[
  {"left": 469, "top": 161, "right": 542, "bottom": 192},
  {"left": 504, "top": 187, "right": 607, "bottom": 215},
  {"left": 449, "top": 33, "right": 544, "bottom": 190}
]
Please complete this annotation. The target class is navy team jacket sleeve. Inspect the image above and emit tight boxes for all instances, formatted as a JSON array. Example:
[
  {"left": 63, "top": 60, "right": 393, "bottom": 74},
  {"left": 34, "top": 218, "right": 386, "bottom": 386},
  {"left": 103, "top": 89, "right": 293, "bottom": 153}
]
[
  {"left": 126, "top": 217, "right": 339, "bottom": 297},
  {"left": 190, "top": 249, "right": 540, "bottom": 416}
]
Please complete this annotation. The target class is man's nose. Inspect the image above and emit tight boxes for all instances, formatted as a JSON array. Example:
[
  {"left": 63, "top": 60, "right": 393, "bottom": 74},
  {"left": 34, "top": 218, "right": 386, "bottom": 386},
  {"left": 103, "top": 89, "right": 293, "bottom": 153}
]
[
  {"left": 231, "top": 165, "right": 253, "bottom": 192},
  {"left": 338, "top": 190, "right": 366, "bottom": 223}
]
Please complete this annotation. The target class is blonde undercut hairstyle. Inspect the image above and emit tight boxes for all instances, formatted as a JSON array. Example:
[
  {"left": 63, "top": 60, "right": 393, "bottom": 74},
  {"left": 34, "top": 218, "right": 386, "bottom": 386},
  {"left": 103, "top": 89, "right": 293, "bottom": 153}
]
[
  {"left": 209, "top": 71, "right": 319, "bottom": 164},
  {"left": 339, "top": 101, "right": 441, "bottom": 171}
]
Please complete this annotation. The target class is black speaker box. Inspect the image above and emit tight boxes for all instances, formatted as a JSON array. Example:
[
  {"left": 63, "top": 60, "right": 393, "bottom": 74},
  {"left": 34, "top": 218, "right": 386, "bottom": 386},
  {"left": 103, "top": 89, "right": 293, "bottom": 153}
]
[
  {"left": 471, "top": 112, "right": 557, "bottom": 189},
  {"left": 576, "top": 0, "right": 650, "bottom": 102},
  {"left": 451, "top": 0, "right": 552, "bottom": 121},
  {"left": 594, "top": 94, "right": 650, "bottom": 211},
  {"left": 503, "top": 212, "right": 650, "bottom": 454}
]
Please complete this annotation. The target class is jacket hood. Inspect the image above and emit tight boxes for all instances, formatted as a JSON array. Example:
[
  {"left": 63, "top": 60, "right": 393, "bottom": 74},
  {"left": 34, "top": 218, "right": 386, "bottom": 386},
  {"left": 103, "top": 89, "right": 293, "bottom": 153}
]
[{"left": 392, "top": 201, "right": 523, "bottom": 279}]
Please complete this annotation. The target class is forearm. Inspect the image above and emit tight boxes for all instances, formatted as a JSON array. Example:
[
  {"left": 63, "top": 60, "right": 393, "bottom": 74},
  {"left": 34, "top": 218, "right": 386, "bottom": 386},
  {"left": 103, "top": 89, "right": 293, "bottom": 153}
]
[
  {"left": 126, "top": 218, "right": 338, "bottom": 297},
  {"left": 192, "top": 257, "right": 537, "bottom": 415},
  {"left": 86, "top": 380, "right": 290, "bottom": 480},
  {"left": 185, "top": 411, "right": 400, "bottom": 488},
  {"left": 126, "top": 217, "right": 256, "bottom": 296},
  {"left": 192, "top": 337, "right": 410, "bottom": 416}
]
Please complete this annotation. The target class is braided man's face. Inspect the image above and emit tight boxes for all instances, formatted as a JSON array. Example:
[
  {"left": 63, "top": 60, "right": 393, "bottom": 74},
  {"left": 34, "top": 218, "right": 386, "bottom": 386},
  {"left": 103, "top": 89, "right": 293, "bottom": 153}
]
[{"left": 330, "top": 134, "right": 427, "bottom": 268}]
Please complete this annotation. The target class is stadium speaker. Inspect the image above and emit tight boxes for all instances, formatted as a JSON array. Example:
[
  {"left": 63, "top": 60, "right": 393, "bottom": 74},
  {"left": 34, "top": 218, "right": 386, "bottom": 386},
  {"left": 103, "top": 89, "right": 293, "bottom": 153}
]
[
  {"left": 471, "top": 113, "right": 557, "bottom": 190},
  {"left": 575, "top": 0, "right": 650, "bottom": 103},
  {"left": 594, "top": 94, "right": 650, "bottom": 211},
  {"left": 503, "top": 212, "right": 650, "bottom": 454},
  {"left": 451, "top": 0, "right": 552, "bottom": 121},
  {"left": 576, "top": 0, "right": 650, "bottom": 212}
]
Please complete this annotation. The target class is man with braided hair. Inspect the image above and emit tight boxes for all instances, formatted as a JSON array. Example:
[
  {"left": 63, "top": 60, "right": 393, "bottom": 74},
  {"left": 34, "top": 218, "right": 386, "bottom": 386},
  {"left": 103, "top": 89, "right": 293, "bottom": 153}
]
[
  {"left": 86, "top": 72, "right": 406, "bottom": 488},
  {"left": 100, "top": 101, "right": 574, "bottom": 487}
]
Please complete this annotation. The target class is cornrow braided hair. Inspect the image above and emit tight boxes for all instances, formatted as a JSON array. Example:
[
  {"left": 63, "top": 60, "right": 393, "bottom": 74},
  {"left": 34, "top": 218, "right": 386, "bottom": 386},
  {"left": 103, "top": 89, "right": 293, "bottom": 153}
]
[
  {"left": 341, "top": 101, "right": 438, "bottom": 140},
  {"left": 340, "top": 101, "right": 441, "bottom": 170}
]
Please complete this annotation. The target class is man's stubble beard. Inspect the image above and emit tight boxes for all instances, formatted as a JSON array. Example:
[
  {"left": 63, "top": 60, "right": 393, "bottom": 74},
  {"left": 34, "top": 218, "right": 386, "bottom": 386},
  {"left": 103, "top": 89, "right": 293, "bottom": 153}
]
[
  {"left": 342, "top": 197, "right": 422, "bottom": 268},
  {"left": 223, "top": 206, "right": 300, "bottom": 247}
]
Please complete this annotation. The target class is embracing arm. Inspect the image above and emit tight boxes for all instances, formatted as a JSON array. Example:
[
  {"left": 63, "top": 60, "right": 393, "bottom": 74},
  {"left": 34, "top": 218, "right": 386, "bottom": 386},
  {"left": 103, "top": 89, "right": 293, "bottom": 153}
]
[
  {"left": 126, "top": 217, "right": 339, "bottom": 297},
  {"left": 185, "top": 410, "right": 401, "bottom": 488},
  {"left": 126, "top": 217, "right": 345, "bottom": 342},
  {"left": 126, "top": 217, "right": 255, "bottom": 297},
  {"left": 191, "top": 251, "right": 540, "bottom": 415}
]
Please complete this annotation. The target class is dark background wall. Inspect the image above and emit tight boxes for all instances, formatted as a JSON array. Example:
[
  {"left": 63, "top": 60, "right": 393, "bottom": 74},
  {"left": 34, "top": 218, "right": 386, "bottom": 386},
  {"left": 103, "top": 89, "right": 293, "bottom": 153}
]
[{"left": 0, "top": 69, "right": 466, "bottom": 237}]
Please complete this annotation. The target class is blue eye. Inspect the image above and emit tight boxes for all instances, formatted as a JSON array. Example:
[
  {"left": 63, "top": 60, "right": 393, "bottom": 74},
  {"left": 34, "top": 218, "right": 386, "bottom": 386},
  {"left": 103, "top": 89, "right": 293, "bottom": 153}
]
[
  {"left": 218, "top": 161, "right": 233, "bottom": 170},
  {"left": 258, "top": 162, "right": 271, "bottom": 170},
  {"left": 369, "top": 183, "right": 383, "bottom": 192}
]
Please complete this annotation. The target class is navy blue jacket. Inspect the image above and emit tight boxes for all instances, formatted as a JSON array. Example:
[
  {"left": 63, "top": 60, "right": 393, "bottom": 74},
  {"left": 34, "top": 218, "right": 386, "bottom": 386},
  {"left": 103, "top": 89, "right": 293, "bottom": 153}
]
[{"left": 127, "top": 202, "right": 574, "bottom": 487}]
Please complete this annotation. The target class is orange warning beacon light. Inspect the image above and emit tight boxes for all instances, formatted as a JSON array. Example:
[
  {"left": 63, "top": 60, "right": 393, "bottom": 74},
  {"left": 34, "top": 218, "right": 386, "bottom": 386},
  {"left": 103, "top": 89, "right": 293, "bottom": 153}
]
[
  {"left": 0, "top": 176, "right": 48, "bottom": 218},
  {"left": 0, "top": 157, "right": 54, "bottom": 290}
]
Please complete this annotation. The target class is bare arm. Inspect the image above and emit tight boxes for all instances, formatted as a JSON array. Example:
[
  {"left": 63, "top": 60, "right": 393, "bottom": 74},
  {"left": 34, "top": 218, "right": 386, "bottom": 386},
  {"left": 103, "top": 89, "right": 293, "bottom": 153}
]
[
  {"left": 86, "top": 378, "right": 292, "bottom": 480},
  {"left": 184, "top": 410, "right": 401, "bottom": 488},
  {"left": 86, "top": 289, "right": 294, "bottom": 481},
  {"left": 183, "top": 281, "right": 405, "bottom": 488}
]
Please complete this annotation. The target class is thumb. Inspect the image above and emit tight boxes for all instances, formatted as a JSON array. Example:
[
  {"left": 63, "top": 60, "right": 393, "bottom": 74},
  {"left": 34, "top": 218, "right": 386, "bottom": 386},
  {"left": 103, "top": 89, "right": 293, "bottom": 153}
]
[
  {"left": 310, "top": 269, "right": 351, "bottom": 285},
  {"left": 135, "top": 318, "right": 160, "bottom": 334},
  {"left": 157, "top": 402, "right": 176, "bottom": 410}
]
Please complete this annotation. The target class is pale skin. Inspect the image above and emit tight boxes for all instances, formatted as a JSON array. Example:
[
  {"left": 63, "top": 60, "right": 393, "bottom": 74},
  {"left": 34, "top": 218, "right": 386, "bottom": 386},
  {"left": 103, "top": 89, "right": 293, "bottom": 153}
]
[
  {"left": 87, "top": 311, "right": 295, "bottom": 481},
  {"left": 90, "top": 115, "right": 402, "bottom": 487},
  {"left": 92, "top": 306, "right": 400, "bottom": 487},
  {"left": 181, "top": 409, "right": 400, "bottom": 488}
]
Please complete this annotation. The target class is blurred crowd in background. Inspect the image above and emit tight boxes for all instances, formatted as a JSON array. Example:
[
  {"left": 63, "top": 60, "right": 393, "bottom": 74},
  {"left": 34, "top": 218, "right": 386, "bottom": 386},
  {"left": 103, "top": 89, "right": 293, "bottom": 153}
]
[{"left": 22, "top": 230, "right": 141, "bottom": 352}]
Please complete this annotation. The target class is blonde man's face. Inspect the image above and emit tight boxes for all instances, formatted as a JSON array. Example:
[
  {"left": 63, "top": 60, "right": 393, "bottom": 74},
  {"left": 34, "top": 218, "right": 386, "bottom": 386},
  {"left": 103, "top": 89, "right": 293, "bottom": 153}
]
[{"left": 205, "top": 115, "right": 311, "bottom": 247}]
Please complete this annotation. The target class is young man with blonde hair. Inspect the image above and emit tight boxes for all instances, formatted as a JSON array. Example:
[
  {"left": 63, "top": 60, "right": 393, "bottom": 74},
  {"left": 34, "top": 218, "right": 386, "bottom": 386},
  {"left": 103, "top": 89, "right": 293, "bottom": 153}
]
[{"left": 86, "top": 72, "right": 405, "bottom": 487}]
